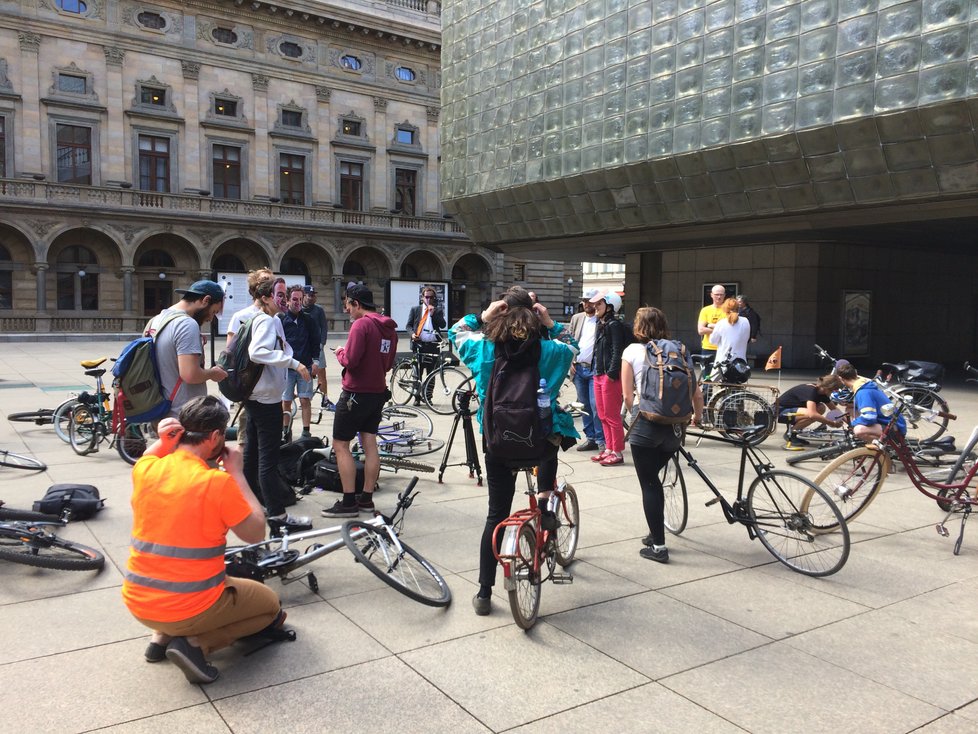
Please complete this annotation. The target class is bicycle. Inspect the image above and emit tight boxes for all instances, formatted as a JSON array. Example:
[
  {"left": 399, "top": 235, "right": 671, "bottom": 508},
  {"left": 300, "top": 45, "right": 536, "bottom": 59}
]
[
  {"left": 0, "top": 448, "right": 47, "bottom": 471},
  {"left": 0, "top": 501, "right": 105, "bottom": 571},
  {"left": 66, "top": 357, "right": 153, "bottom": 465},
  {"left": 692, "top": 357, "right": 779, "bottom": 447},
  {"left": 8, "top": 394, "right": 86, "bottom": 444},
  {"left": 224, "top": 477, "right": 451, "bottom": 605},
  {"left": 493, "top": 465, "right": 581, "bottom": 630},
  {"left": 943, "top": 362, "right": 978, "bottom": 486},
  {"left": 389, "top": 339, "right": 472, "bottom": 415},
  {"left": 808, "top": 398, "right": 978, "bottom": 555},
  {"left": 667, "top": 427, "right": 850, "bottom": 576}
]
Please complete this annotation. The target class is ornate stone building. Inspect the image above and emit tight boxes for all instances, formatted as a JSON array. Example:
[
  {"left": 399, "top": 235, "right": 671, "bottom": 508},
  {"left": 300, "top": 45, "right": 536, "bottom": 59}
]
[{"left": 0, "top": 0, "right": 548, "bottom": 335}]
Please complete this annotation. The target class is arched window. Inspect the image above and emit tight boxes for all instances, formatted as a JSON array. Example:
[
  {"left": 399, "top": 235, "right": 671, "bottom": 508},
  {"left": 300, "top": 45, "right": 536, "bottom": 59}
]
[
  {"left": 137, "top": 11, "right": 166, "bottom": 30},
  {"left": 0, "top": 243, "right": 12, "bottom": 310},
  {"left": 280, "top": 256, "right": 308, "bottom": 277},
  {"left": 55, "top": 245, "right": 98, "bottom": 311},
  {"left": 137, "top": 249, "right": 175, "bottom": 268},
  {"left": 395, "top": 66, "right": 416, "bottom": 82},
  {"left": 57, "top": 0, "right": 87, "bottom": 13},
  {"left": 212, "top": 27, "right": 237, "bottom": 44},
  {"left": 213, "top": 253, "right": 246, "bottom": 272},
  {"left": 280, "top": 42, "right": 303, "bottom": 59},
  {"left": 400, "top": 263, "right": 419, "bottom": 279},
  {"left": 340, "top": 55, "right": 362, "bottom": 71},
  {"left": 343, "top": 260, "right": 366, "bottom": 277}
]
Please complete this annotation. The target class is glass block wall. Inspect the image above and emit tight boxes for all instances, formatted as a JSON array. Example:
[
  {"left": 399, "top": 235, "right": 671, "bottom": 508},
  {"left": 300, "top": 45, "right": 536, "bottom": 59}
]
[{"left": 440, "top": 0, "right": 978, "bottom": 244}]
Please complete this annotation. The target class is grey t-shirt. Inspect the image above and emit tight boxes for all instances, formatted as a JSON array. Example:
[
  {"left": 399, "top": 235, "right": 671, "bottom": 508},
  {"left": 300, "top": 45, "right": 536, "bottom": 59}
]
[{"left": 150, "top": 308, "right": 206, "bottom": 416}]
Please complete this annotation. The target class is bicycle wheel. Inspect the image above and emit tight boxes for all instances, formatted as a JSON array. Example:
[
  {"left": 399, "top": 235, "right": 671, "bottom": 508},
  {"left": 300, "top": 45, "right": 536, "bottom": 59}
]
[
  {"left": 507, "top": 523, "right": 541, "bottom": 629},
  {"left": 0, "top": 527, "right": 105, "bottom": 571},
  {"left": 378, "top": 437, "right": 446, "bottom": 458},
  {"left": 116, "top": 422, "right": 152, "bottom": 465},
  {"left": 389, "top": 361, "right": 419, "bottom": 405},
  {"left": 811, "top": 448, "right": 888, "bottom": 529},
  {"left": 53, "top": 398, "right": 80, "bottom": 443},
  {"left": 7, "top": 409, "right": 54, "bottom": 425},
  {"left": 423, "top": 366, "right": 472, "bottom": 415},
  {"left": 378, "top": 455, "right": 435, "bottom": 473},
  {"left": 747, "top": 470, "right": 850, "bottom": 577},
  {"left": 68, "top": 405, "right": 98, "bottom": 456},
  {"left": 341, "top": 520, "right": 451, "bottom": 606},
  {"left": 0, "top": 507, "right": 60, "bottom": 522},
  {"left": 381, "top": 404, "right": 434, "bottom": 438},
  {"left": 554, "top": 484, "right": 580, "bottom": 566},
  {"left": 784, "top": 440, "right": 855, "bottom": 467},
  {"left": 661, "top": 454, "right": 688, "bottom": 534},
  {"left": 715, "top": 390, "right": 775, "bottom": 446},
  {"left": 0, "top": 450, "right": 47, "bottom": 471},
  {"left": 893, "top": 386, "right": 950, "bottom": 445}
]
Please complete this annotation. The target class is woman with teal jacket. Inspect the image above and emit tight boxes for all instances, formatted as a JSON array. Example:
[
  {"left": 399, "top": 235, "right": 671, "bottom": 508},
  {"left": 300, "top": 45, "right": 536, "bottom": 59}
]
[{"left": 450, "top": 286, "right": 578, "bottom": 616}]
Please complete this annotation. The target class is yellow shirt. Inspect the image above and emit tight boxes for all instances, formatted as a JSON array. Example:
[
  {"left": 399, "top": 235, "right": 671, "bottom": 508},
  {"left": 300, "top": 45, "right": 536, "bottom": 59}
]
[{"left": 698, "top": 304, "right": 724, "bottom": 350}]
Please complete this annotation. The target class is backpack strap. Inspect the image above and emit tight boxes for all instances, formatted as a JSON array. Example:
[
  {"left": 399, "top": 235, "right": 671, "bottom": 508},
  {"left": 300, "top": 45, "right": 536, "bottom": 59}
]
[{"left": 146, "top": 311, "right": 190, "bottom": 401}]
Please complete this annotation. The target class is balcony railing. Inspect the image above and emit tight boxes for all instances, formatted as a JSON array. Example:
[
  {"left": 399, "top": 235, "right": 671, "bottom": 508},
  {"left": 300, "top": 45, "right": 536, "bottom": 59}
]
[{"left": 0, "top": 179, "right": 464, "bottom": 235}]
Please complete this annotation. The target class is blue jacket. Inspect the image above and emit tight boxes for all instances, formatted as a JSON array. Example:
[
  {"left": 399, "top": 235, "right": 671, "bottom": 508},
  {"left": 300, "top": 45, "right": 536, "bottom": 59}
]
[
  {"left": 449, "top": 314, "right": 579, "bottom": 439},
  {"left": 852, "top": 379, "right": 906, "bottom": 434}
]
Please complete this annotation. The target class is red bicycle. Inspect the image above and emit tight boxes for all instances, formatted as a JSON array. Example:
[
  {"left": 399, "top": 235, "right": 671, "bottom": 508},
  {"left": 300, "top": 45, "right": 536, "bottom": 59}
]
[{"left": 492, "top": 466, "right": 580, "bottom": 630}]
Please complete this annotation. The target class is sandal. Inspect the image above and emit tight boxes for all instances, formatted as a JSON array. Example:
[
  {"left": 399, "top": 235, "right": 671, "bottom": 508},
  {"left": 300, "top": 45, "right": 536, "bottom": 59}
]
[
  {"left": 591, "top": 450, "right": 610, "bottom": 463},
  {"left": 600, "top": 453, "right": 624, "bottom": 466}
]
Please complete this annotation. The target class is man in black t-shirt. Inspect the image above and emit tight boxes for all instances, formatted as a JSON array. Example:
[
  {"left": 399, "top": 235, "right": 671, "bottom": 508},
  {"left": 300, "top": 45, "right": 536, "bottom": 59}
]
[{"left": 779, "top": 374, "right": 844, "bottom": 449}]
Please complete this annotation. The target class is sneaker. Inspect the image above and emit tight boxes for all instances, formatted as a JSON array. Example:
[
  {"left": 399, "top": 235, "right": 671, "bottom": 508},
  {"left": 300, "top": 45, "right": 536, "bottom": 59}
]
[
  {"left": 591, "top": 450, "right": 611, "bottom": 463},
  {"left": 320, "top": 396, "right": 335, "bottom": 411},
  {"left": 600, "top": 453, "right": 624, "bottom": 466},
  {"left": 321, "top": 499, "right": 358, "bottom": 518},
  {"left": 472, "top": 593, "right": 491, "bottom": 616},
  {"left": 301, "top": 429, "right": 312, "bottom": 439},
  {"left": 784, "top": 441, "right": 805, "bottom": 452},
  {"left": 282, "top": 429, "right": 292, "bottom": 445},
  {"left": 784, "top": 433, "right": 809, "bottom": 447},
  {"left": 576, "top": 439, "right": 598, "bottom": 452},
  {"left": 267, "top": 513, "right": 313, "bottom": 535},
  {"left": 357, "top": 494, "right": 376, "bottom": 514},
  {"left": 539, "top": 509, "right": 558, "bottom": 532},
  {"left": 165, "top": 637, "right": 220, "bottom": 684},
  {"left": 639, "top": 546, "right": 669, "bottom": 564},
  {"left": 145, "top": 641, "right": 167, "bottom": 663}
]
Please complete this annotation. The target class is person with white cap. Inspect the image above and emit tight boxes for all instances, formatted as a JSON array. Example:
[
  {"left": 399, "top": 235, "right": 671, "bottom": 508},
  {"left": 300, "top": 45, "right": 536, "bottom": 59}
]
[
  {"left": 589, "top": 289, "right": 627, "bottom": 466},
  {"left": 568, "top": 288, "right": 605, "bottom": 451}
]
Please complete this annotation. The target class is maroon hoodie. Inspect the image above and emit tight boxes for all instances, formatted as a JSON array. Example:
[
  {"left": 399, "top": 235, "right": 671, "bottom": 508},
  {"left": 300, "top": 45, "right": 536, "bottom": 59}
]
[{"left": 335, "top": 311, "right": 399, "bottom": 393}]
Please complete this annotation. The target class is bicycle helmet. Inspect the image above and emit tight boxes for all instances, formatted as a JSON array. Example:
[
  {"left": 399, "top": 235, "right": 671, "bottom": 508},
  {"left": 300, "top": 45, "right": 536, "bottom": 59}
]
[
  {"left": 830, "top": 387, "right": 853, "bottom": 404},
  {"left": 720, "top": 357, "right": 752, "bottom": 385},
  {"left": 589, "top": 290, "right": 623, "bottom": 312}
]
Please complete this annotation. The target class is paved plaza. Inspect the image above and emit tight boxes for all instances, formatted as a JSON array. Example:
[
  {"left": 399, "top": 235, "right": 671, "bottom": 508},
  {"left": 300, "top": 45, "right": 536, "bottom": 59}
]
[{"left": 1, "top": 339, "right": 977, "bottom": 734}]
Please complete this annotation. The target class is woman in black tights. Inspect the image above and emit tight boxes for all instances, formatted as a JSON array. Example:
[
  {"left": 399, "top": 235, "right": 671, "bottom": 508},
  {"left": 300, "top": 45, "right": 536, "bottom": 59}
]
[{"left": 620, "top": 307, "right": 703, "bottom": 563}]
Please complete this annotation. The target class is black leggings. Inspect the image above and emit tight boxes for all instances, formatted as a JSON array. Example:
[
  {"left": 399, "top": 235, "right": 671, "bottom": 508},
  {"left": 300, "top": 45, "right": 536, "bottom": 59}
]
[{"left": 631, "top": 443, "right": 675, "bottom": 547}]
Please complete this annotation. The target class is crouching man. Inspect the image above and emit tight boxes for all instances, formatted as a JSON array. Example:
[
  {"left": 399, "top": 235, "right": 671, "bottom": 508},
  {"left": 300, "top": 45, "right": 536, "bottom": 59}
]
[{"left": 122, "top": 395, "right": 284, "bottom": 684}]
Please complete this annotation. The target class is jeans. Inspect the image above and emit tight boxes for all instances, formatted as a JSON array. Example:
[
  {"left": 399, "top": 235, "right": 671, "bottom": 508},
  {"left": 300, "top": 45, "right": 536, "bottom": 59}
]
[
  {"left": 593, "top": 374, "right": 625, "bottom": 453},
  {"left": 479, "top": 445, "right": 559, "bottom": 589},
  {"left": 631, "top": 445, "right": 674, "bottom": 547},
  {"left": 243, "top": 399, "right": 289, "bottom": 517},
  {"left": 572, "top": 364, "right": 604, "bottom": 445}
]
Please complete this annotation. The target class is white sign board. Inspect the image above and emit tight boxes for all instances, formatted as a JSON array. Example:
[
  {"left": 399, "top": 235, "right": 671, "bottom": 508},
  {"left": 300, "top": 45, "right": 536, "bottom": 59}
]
[
  {"left": 387, "top": 280, "right": 449, "bottom": 333},
  {"left": 215, "top": 272, "right": 306, "bottom": 336}
]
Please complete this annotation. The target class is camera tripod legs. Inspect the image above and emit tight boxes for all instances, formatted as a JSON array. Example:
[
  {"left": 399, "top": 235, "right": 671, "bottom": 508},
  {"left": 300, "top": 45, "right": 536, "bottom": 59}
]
[{"left": 438, "top": 407, "right": 483, "bottom": 486}]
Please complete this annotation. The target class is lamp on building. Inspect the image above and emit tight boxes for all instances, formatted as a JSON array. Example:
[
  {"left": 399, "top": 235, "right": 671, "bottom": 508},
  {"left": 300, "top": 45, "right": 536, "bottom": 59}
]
[
  {"left": 565, "top": 277, "right": 574, "bottom": 316},
  {"left": 459, "top": 283, "right": 466, "bottom": 290},
  {"left": 77, "top": 268, "right": 86, "bottom": 278},
  {"left": 158, "top": 271, "right": 167, "bottom": 280}
]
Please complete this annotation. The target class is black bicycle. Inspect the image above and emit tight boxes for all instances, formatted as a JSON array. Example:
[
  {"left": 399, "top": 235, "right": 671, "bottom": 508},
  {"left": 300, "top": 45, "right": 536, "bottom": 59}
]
[
  {"left": 0, "top": 502, "right": 105, "bottom": 571},
  {"left": 668, "top": 428, "right": 850, "bottom": 577},
  {"left": 389, "top": 339, "right": 471, "bottom": 415}
]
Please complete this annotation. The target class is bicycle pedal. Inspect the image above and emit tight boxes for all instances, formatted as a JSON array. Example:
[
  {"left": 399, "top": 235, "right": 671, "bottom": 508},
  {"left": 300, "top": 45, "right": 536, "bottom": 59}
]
[
  {"left": 936, "top": 524, "right": 949, "bottom": 537},
  {"left": 704, "top": 496, "right": 721, "bottom": 507},
  {"left": 550, "top": 571, "right": 574, "bottom": 584}
]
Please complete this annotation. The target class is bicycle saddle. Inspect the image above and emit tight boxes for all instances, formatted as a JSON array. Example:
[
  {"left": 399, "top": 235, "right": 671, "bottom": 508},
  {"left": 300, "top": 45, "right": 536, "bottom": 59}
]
[{"left": 80, "top": 357, "right": 108, "bottom": 369}]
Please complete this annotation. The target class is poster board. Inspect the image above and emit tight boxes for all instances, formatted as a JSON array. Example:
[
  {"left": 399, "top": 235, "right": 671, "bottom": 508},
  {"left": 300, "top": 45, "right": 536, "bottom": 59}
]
[
  {"left": 387, "top": 279, "right": 449, "bottom": 332},
  {"left": 842, "top": 290, "right": 871, "bottom": 356},
  {"left": 214, "top": 272, "right": 306, "bottom": 336}
]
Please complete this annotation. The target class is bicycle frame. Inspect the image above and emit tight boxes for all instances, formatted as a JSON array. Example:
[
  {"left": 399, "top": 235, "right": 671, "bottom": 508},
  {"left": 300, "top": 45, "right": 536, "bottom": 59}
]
[{"left": 880, "top": 421, "right": 978, "bottom": 503}]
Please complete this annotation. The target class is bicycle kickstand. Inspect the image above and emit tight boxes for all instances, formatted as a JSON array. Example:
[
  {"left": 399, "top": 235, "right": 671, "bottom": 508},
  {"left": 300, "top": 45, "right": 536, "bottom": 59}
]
[{"left": 936, "top": 505, "right": 971, "bottom": 556}]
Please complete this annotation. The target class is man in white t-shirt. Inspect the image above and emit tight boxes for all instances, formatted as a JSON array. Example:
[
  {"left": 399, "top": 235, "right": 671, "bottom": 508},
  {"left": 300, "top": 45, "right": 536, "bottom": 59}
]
[{"left": 568, "top": 289, "right": 605, "bottom": 451}]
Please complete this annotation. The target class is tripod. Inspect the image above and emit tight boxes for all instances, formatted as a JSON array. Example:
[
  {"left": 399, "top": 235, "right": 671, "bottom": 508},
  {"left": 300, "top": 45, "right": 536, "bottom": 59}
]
[{"left": 438, "top": 388, "right": 483, "bottom": 486}]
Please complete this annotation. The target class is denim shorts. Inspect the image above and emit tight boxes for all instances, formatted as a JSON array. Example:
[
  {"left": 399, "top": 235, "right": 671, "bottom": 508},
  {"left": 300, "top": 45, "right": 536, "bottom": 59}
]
[{"left": 282, "top": 369, "right": 315, "bottom": 400}]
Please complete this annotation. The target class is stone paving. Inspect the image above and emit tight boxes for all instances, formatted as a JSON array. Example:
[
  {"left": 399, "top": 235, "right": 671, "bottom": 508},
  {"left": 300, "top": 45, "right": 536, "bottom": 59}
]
[{"left": 1, "top": 339, "right": 977, "bottom": 733}]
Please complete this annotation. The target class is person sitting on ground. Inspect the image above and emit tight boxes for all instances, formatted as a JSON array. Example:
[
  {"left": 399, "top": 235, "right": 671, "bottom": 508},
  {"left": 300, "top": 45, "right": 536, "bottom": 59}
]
[
  {"left": 450, "top": 286, "right": 578, "bottom": 617},
  {"left": 836, "top": 362, "right": 906, "bottom": 441},
  {"left": 122, "top": 395, "right": 285, "bottom": 685},
  {"left": 779, "top": 375, "right": 845, "bottom": 450}
]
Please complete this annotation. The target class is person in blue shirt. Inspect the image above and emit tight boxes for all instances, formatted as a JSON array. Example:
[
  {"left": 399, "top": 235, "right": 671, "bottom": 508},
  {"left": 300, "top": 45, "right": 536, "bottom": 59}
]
[
  {"left": 837, "top": 363, "right": 906, "bottom": 440},
  {"left": 450, "top": 286, "right": 578, "bottom": 617}
]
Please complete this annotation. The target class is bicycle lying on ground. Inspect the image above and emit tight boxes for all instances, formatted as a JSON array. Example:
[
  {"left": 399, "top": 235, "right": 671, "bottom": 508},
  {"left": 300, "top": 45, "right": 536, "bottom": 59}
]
[
  {"left": 66, "top": 357, "right": 154, "bottom": 465},
  {"left": 0, "top": 448, "right": 46, "bottom": 471},
  {"left": 493, "top": 465, "right": 580, "bottom": 630},
  {"left": 669, "top": 427, "right": 850, "bottom": 576},
  {"left": 389, "top": 340, "right": 472, "bottom": 415},
  {"left": 224, "top": 477, "right": 451, "bottom": 605},
  {"left": 0, "top": 501, "right": 105, "bottom": 571},
  {"left": 8, "top": 397, "right": 80, "bottom": 444},
  {"left": 808, "top": 399, "right": 978, "bottom": 555}
]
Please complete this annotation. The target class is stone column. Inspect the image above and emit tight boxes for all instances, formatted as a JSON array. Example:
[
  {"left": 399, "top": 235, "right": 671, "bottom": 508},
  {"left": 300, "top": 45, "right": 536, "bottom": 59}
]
[
  {"left": 121, "top": 266, "right": 134, "bottom": 313},
  {"left": 252, "top": 73, "right": 270, "bottom": 198},
  {"left": 315, "top": 86, "right": 332, "bottom": 203},
  {"left": 102, "top": 47, "right": 126, "bottom": 183},
  {"left": 425, "top": 105, "right": 439, "bottom": 215},
  {"left": 33, "top": 262, "right": 48, "bottom": 311},
  {"left": 18, "top": 32, "right": 42, "bottom": 175},
  {"left": 371, "top": 96, "right": 388, "bottom": 211},
  {"left": 182, "top": 62, "right": 202, "bottom": 191}
]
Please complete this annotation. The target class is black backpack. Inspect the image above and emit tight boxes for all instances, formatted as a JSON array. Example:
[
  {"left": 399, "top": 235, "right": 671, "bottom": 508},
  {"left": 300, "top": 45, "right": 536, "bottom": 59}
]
[
  {"left": 33, "top": 484, "right": 104, "bottom": 520},
  {"left": 217, "top": 315, "right": 264, "bottom": 402},
  {"left": 483, "top": 339, "right": 553, "bottom": 465}
]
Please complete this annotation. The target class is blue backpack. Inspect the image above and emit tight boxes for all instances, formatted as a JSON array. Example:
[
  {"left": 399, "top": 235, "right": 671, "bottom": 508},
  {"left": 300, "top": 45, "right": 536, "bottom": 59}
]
[{"left": 112, "top": 312, "right": 186, "bottom": 422}]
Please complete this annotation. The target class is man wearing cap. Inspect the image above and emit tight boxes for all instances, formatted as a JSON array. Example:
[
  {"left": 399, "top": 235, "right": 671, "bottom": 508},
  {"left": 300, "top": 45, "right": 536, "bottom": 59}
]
[
  {"left": 697, "top": 284, "right": 727, "bottom": 376},
  {"left": 302, "top": 285, "right": 331, "bottom": 402},
  {"left": 147, "top": 280, "right": 229, "bottom": 417},
  {"left": 405, "top": 286, "right": 446, "bottom": 404},
  {"left": 322, "top": 283, "right": 398, "bottom": 518},
  {"left": 568, "top": 288, "right": 605, "bottom": 452}
]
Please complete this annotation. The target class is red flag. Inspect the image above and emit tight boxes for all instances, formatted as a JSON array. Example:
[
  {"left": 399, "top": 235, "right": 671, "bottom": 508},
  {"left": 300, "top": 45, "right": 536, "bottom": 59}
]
[{"left": 765, "top": 346, "right": 782, "bottom": 371}]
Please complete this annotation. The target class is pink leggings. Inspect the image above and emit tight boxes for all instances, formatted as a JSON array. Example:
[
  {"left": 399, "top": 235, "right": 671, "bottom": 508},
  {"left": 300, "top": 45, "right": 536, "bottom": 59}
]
[{"left": 593, "top": 374, "right": 624, "bottom": 453}]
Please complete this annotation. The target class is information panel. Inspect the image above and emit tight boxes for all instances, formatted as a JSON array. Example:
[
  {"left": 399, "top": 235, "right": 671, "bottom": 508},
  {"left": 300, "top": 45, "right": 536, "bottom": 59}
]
[
  {"left": 387, "top": 280, "right": 449, "bottom": 333},
  {"left": 215, "top": 272, "right": 306, "bottom": 336}
]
